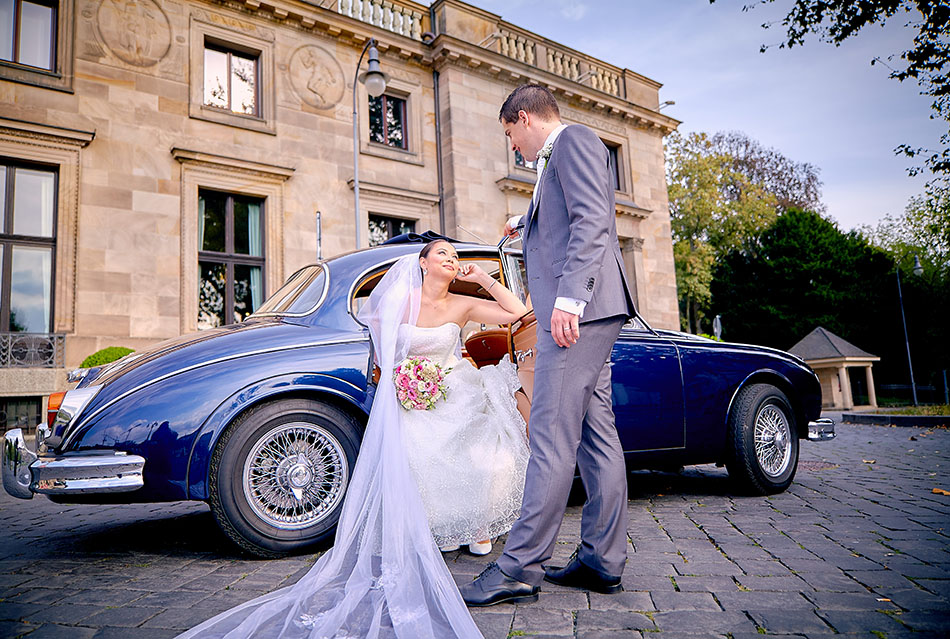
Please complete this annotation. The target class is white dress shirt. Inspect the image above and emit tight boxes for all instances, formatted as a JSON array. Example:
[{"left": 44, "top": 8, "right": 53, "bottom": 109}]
[{"left": 509, "top": 124, "right": 586, "bottom": 317}]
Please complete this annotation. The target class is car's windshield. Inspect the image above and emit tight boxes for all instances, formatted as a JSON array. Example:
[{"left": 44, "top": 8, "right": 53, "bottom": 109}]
[{"left": 252, "top": 265, "right": 327, "bottom": 316}]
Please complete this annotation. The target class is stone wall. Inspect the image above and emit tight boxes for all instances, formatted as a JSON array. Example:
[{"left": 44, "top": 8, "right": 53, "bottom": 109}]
[{"left": 0, "top": 0, "right": 680, "bottom": 400}]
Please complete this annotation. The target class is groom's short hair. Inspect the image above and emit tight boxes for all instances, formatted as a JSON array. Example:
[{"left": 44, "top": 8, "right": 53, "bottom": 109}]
[{"left": 499, "top": 85, "right": 560, "bottom": 123}]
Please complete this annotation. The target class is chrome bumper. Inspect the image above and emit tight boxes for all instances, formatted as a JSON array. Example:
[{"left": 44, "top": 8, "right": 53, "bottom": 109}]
[
  {"left": 807, "top": 418, "right": 836, "bottom": 441},
  {"left": 2, "top": 428, "right": 146, "bottom": 500}
]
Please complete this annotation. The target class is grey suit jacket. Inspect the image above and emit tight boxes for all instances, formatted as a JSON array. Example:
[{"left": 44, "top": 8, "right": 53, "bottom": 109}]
[{"left": 522, "top": 124, "right": 636, "bottom": 332}]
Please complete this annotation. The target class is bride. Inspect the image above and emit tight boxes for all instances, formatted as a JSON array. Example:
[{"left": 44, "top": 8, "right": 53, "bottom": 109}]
[{"left": 177, "top": 239, "right": 529, "bottom": 639}]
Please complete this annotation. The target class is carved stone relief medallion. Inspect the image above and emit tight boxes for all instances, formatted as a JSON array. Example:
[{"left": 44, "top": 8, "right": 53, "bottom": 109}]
[
  {"left": 96, "top": 0, "right": 171, "bottom": 67},
  {"left": 289, "top": 45, "right": 345, "bottom": 110}
]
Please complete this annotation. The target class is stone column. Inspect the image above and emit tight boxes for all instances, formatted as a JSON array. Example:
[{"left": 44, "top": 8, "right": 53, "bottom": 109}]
[
  {"left": 865, "top": 365, "right": 878, "bottom": 408},
  {"left": 620, "top": 237, "right": 642, "bottom": 311},
  {"left": 838, "top": 365, "right": 853, "bottom": 410}
]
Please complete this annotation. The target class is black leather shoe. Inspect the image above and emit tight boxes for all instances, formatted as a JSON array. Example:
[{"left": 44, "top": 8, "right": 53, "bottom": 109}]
[
  {"left": 543, "top": 550, "right": 622, "bottom": 594},
  {"left": 460, "top": 562, "right": 540, "bottom": 607}
]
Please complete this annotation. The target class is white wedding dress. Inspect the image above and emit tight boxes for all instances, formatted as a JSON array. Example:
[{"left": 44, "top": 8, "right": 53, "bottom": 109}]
[
  {"left": 398, "top": 323, "right": 529, "bottom": 546},
  {"left": 176, "top": 254, "right": 509, "bottom": 639}
]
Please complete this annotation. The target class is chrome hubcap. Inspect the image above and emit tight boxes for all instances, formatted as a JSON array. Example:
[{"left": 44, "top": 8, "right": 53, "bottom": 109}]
[
  {"left": 243, "top": 423, "right": 348, "bottom": 530},
  {"left": 754, "top": 404, "right": 792, "bottom": 478}
]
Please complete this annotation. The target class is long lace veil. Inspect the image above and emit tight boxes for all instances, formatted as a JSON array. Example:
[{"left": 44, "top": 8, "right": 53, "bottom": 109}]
[{"left": 176, "top": 252, "right": 483, "bottom": 638}]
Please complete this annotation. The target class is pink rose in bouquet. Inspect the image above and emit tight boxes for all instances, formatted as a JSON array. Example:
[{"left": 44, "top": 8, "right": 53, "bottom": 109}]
[{"left": 393, "top": 356, "right": 448, "bottom": 410}]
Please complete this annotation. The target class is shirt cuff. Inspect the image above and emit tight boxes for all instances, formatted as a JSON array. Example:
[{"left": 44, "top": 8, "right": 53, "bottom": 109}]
[
  {"left": 554, "top": 296, "right": 586, "bottom": 317},
  {"left": 507, "top": 214, "right": 524, "bottom": 229}
]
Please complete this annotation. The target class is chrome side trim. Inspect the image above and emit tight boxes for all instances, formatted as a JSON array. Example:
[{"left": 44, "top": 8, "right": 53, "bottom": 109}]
[
  {"left": 807, "top": 418, "right": 836, "bottom": 441},
  {"left": 64, "top": 336, "right": 371, "bottom": 450}
]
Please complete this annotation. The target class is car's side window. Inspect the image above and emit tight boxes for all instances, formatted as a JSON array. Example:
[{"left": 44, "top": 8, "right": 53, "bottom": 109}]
[
  {"left": 623, "top": 316, "right": 649, "bottom": 331},
  {"left": 350, "top": 257, "right": 506, "bottom": 335}
]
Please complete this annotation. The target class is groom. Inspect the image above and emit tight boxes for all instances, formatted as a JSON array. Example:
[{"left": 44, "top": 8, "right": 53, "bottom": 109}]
[{"left": 461, "top": 85, "right": 636, "bottom": 606}]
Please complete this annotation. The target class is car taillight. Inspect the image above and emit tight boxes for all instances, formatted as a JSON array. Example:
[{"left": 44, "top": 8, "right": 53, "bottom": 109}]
[{"left": 47, "top": 391, "right": 66, "bottom": 428}]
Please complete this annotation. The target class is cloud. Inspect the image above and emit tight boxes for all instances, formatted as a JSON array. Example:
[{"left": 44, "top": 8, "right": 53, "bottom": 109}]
[{"left": 558, "top": 0, "right": 588, "bottom": 21}]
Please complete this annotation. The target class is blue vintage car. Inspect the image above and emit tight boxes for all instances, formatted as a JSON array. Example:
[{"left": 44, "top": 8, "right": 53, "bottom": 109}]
[{"left": 3, "top": 235, "right": 834, "bottom": 556}]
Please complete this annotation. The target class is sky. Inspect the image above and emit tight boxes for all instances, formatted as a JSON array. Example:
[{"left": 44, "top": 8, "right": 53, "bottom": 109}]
[{"left": 469, "top": 0, "right": 942, "bottom": 232}]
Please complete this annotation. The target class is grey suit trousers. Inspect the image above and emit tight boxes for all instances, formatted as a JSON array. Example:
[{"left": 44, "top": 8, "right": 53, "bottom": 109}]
[{"left": 497, "top": 315, "right": 628, "bottom": 586}]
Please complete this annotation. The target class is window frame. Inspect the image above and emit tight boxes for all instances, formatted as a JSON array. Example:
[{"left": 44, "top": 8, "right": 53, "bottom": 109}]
[
  {"left": 188, "top": 17, "right": 275, "bottom": 135},
  {"left": 196, "top": 188, "right": 266, "bottom": 329},
  {"left": 602, "top": 140, "right": 623, "bottom": 193},
  {"left": 0, "top": 158, "right": 58, "bottom": 334},
  {"left": 202, "top": 39, "right": 261, "bottom": 118},
  {"left": 368, "top": 94, "right": 408, "bottom": 151},
  {"left": 2, "top": 0, "right": 57, "bottom": 71},
  {"left": 368, "top": 213, "right": 415, "bottom": 246},
  {"left": 0, "top": 0, "right": 72, "bottom": 92},
  {"left": 358, "top": 75, "right": 423, "bottom": 166}
]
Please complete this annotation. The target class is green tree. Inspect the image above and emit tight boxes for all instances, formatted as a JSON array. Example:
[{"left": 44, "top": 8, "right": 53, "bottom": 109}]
[
  {"left": 860, "top": 179, "right": 950, "bottom": 267},
  {"left": 719, "top": 0, "right": 950, "bottom": 177},
  {"left": 712, "top": 208, "right": 950, "bottom": 403},
  {"left": 667, "top": 131, "right": 779, "bottom": 333}
]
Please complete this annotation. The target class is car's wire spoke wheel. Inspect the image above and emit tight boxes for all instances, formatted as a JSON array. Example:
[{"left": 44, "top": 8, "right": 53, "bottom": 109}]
[
  {"left": 243, "top": 423, "right": 348, "bottom": 530},
  {"left": 725, "top": 383, "right": 798, "bottom": 495},
  {"left": 753, "top": 404, "right": 792, "bottom": 478},
  {"left": 210, "top": 399, "right": 362, "bottom": 557}
]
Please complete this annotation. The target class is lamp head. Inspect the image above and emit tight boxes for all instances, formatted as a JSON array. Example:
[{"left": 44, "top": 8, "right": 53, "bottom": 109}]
[
  {"left": 912, "top": 254, "right": 924, "bottom": 277},
  {"left": 359, "top": 43, "right": 388, "bottom": 98}
]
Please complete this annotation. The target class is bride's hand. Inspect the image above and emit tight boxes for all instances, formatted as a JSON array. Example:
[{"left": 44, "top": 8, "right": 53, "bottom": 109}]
[{"left": 455, "top": 262, "right": 487, "bottom": 284}]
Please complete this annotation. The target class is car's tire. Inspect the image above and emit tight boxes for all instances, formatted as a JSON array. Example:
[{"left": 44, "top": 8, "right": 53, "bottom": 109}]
[
  {"left": 725, "top": 383, "right": 799, "bottom": 495},
  {"left": 209, "top": 398, "right": 362, "bottom": 557}
]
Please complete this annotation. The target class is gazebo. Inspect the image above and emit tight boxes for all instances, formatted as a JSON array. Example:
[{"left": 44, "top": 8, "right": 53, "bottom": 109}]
[{"left": 788, "top": 327, "right": 881, "bottom": 410}]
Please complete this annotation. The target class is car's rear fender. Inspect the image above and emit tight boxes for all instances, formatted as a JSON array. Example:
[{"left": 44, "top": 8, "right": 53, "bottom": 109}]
[{"left": 186, "top": 373, "right": 371, "bottom": 500}]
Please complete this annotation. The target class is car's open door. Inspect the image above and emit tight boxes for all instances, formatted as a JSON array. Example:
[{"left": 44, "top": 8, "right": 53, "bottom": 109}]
[{"left": 499, "top": 234, "right": 536, "bottom": 427}]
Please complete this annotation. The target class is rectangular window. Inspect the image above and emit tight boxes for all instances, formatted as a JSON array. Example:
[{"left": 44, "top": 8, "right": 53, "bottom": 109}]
[
  {"left": 0, "top": 0, "right": 55, "bottom": 71},
  {"left": 203, "top": 42, "right": 258, "bottom": 117},
  {"left": 0, "top": 396, "right": 41, "bottom": 433},
  {"left": 604, "top": 142, "right": 622, "bottom": 191},
  {"left": 197, "top": 189, "right": 264, "bottom": 329},
  {"left": 368, "top": 214, "right": 414, "bottom": 247},
  {"left": 0, "top": 161, "right": 57, "bottom": 333},
  {"left": 514, "top": 149, "right": 527, "bottom": 168},
  {"left": 368, "top": 94, "right": 407, "bottom": 149}
]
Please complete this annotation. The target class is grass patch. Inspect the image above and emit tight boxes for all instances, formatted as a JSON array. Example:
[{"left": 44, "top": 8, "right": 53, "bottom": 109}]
[{"left": 884, "top": 404, "right": 950, "bottom": 416}]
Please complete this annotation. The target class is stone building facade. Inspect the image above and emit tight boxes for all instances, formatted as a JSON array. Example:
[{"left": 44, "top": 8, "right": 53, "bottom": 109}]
[{"left": 0, "top": 0, "right": 679, "bottom": 429}]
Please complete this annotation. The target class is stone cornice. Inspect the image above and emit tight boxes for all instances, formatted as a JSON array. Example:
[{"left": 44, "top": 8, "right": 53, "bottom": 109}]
[
  {"left": 616, "top": 199, "right": 651, "bottom": 219},
  {"left": 346, "top": 178, "right": 440, "bottom": 206},
  {"left": 427, "top": 35, "right": 680, "bottom": 135},
  {"left": 171, "top": 147, "right": 295, "bottom": 181},
  {"left": 198, "top": 0, "right": 431, "bottom": 62},
  {"left": 495, "top": 174, "right": 535, "bottom": 196},
  {"left": 0, "top": 117, "right": 95, "bottom": 147}
]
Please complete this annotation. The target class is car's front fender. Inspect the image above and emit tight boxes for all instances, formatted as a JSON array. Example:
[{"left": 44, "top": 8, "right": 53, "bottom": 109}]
[{"left": 185, "top": 371, "right": 371, "bottom": 500}]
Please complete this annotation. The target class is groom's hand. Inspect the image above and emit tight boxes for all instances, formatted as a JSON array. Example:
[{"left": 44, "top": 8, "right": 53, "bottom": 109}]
[
  {"left": 551, "top": 308, "right": 580, "bottom": 347},
  {"left": 504, "top": 215, "right": 523, "bottom": 238}
]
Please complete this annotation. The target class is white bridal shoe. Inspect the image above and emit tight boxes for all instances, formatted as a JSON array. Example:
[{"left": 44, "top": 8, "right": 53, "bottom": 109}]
[
  {"left": 440, "top": 544, "right": 460, "bottom": 552},
  {"left": 468, "top": 540, "right": 492, "bottom": 555}
]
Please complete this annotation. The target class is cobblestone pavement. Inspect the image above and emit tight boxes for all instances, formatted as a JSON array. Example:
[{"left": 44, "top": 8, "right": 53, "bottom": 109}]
[{"left": 2, "top": 419, "right": 948, "bottom": 638}]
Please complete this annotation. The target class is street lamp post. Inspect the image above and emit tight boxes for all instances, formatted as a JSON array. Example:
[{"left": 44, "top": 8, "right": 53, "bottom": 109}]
[
  {"left": 895, "top": 253, "right": 924, "bottom": 406},
  {"left": 352, "top": 38, "right": 388, "bottom": 250}
]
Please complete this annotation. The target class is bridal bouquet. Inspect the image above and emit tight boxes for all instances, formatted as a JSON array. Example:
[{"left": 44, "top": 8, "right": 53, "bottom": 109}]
[{"left": 393, "top": 356, "right": 448, "bottom": 410}]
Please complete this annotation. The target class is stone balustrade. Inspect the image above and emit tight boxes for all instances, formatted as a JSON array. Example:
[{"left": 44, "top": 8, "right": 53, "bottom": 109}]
[
  {"left": 335, "top": 0, "right": 425, "bottom": 41},
  {"left": 499, "top": 29, "right": 536, "bottom": 66},
  {"left": 485, "top": 24, "right": 623, "bottom": 98}
]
